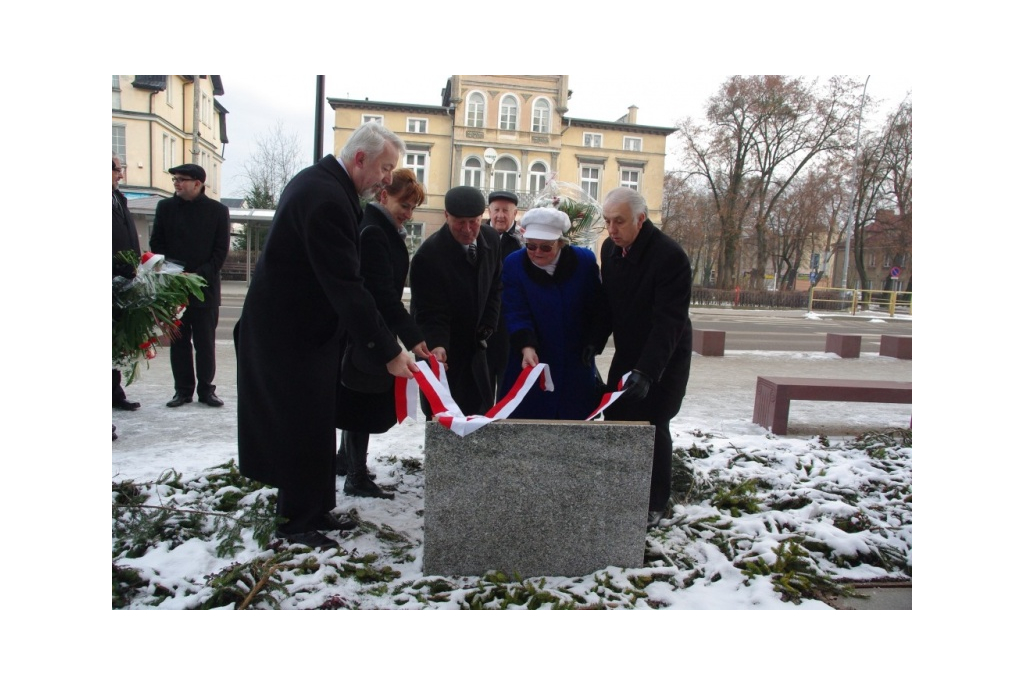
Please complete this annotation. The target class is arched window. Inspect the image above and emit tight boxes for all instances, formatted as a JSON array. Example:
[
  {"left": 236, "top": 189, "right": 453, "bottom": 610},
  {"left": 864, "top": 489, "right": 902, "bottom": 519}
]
[
  {"left": 493, "top": 157, "right": 518, "bottom": 191},
  {"left": 466, "top": 92, "right": 485, "bottom": 128},
  {"left": 462, "top": 157, "right": 483, "bottom": 188},
  {"left": 499, "top": 94, "right": 518, "bottom": 131},
  {"left": 532, "top": 98, "right": 550, "bottom": 133},
  {"left": 529, "top": 161, "right": 548, "bottom": 195}
]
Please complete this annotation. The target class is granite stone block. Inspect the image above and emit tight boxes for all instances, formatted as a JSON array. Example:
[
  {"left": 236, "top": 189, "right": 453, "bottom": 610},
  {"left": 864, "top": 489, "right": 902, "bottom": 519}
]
[{"left": 423, "top": 419, "right": 655, "bottom": 579}]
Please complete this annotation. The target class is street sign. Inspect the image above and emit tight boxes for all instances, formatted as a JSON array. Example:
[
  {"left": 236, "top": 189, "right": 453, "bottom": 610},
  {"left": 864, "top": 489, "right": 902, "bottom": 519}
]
[{"left": 890, "top": 266, "right": 902, "bottom": 278}]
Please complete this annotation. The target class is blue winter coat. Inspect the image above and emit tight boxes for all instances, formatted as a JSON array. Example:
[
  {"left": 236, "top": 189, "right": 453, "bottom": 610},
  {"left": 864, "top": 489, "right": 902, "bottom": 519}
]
[{"left": 499, "top": 245, "right": 602, "bottom": 420}]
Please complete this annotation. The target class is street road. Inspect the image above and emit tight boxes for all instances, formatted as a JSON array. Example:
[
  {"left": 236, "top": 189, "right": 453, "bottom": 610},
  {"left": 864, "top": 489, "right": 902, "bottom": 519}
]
[{"left": 217, "top": 283, "right": 911, "bottom": 353}]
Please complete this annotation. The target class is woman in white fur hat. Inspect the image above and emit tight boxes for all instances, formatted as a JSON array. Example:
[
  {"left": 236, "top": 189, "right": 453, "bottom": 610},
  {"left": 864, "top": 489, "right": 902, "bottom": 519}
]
[{"left": 497, "top": 206, "right": 605, "bottom": 419}]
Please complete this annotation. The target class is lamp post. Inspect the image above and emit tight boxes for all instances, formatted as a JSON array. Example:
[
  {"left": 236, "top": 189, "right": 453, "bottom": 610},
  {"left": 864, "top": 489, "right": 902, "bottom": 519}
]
[{"left": 841, "top": 76, "right": 870, "bottom": 289}]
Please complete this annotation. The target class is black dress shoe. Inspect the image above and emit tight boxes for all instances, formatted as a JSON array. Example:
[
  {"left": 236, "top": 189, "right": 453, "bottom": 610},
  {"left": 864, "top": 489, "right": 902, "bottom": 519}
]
[
  {"left": 166, "top": 394, "right": 193, "bottom": 408},
  {"left": 315, "top": 512, "right": 358, "bottom": 532},
  {"left": 198, "top": 392, "right": 224, "bottom": 407},
  {"left": 276, "top": 530, "right": 339, "bottom": 549},
  {"left": 113, "top": 399, "right": 140, "bottom": 411},
  {"left": 344, "top": 474, "right": 395, "bottom": 500}
]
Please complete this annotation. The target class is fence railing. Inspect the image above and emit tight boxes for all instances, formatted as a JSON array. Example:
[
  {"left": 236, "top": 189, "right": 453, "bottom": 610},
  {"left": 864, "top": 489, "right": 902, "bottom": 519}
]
[{"left": 808, "top": 287, "right": 912, "bottom": 317}]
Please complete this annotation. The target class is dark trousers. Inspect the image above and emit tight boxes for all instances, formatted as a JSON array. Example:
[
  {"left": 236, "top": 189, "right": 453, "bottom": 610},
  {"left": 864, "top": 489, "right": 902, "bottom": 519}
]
[
  {"left": 113, "top": 368, "right": 127, "bottom": 402},
  {"left": 275, "top": 475, "right": 336, "bottom": 534},
  {"left": 605, "top": 398, "right": 679, "bottom": 512},
  {"left": 170, "top": 306, "right": 219, "bottom": 398}
]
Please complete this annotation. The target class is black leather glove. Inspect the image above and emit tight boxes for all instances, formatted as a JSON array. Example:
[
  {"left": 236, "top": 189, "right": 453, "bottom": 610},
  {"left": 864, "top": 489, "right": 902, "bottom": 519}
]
[
  {"left": 581, "top": 345, "right": 596, "bottom": 367},
  {"left": 618, "top": 370, "right": 652, "bottom": 403}
]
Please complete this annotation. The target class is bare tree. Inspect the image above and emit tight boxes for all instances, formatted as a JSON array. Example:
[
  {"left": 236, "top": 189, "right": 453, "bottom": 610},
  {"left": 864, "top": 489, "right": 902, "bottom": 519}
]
[
  {"left": 680, "top": 76, "right": 862, "bottom": 289},
  {"left": 661, "top": 173, "right": 719, "bottom": 285},
  {"left": 240, "top": 120, "right": 303, "bottom": 208}
]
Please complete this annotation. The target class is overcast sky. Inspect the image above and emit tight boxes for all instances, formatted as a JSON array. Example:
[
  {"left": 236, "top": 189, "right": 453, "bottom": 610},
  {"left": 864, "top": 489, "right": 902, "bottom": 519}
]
[{"left": 215, "top": 74, "right": 912, "bottom": 198}]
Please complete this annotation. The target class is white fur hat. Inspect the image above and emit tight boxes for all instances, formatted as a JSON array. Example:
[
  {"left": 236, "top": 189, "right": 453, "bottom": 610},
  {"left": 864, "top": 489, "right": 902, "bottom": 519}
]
[{"left": 520, "top": 207, "right": 570, "bottom": 241}]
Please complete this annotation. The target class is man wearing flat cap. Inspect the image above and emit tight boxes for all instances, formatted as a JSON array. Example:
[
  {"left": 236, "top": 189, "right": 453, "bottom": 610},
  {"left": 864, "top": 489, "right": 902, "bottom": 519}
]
[
  {"left": 410, "top": 186, "right": 502, "bottom": 416},
  {"left": 483, "top": 190, "right": 521, "bottom": 402},
  {"left": 149, "top": 163, "right": 230, "bottom": 409}
]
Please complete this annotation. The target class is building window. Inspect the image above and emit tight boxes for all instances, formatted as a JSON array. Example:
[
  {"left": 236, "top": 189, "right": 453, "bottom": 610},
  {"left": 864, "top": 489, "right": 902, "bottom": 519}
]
[
  {"left": 499, "top": 95, "right": 518, "bottom": 131},
  {"left": 529, "top": 161, "right": 548, "bottom": 195},
  {"left": 113, "top": 124, "right": 127, "bottom": 167},
  {"left": 623, "top": 136, "right": 642, "bottom": 151},
  {"left": 466, "top": 92, "right": 484, "bottom": 128},
  {"left": 580, "top": 166, "right": 600, "bottom": 200},
  {"left": 201, "top": 92, "right": 211, "bottom": 126},
  {"left": 405, "top": 222, "right": 425, "bottom": 254},
  {"left": 407, "top": 118, "right": 427, "bottom": 133},
  {"left": 405, "top": 152, "right": 428, "bottom": 186},
  {"left": 868, "top": 252, "right": 876, "bottom": 268},
  {"left": 162, "top": 133, "right": 175, "bottom": 171},
  {"left": 493, "top": 157, "right": 518, "bottom": 191},
  {"left": 583, "top": 133, "right": 603, "bottom": 148},
  {"left": 462, "top": 157, "right": 483, "bottom": 188},
  {"left": 112, "top": 75, "right": 121, "bottom": 109},
  {"left": 620, "top": 169, "right": 640, "bottom": 191},
  {"left": 532, "top": 98, "right": 550, "bottom": 133},
  {"left": 362, "top": 114, "right": 384, "bottom": 125},
  {"left": 211, "top": 163, "right": 218, "bottom": 191}
]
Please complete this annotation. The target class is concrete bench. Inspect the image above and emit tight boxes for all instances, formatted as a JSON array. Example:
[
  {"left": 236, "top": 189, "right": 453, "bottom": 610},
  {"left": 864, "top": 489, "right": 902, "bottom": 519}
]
[
  {"left": 693, "top": 329, "right": 726, "bottom": 356},
  {"left": 825, "top": 333, "right": 861, "bottom": 358},
  {"left": 752, "top": 376, "right": 912, "bottom": 435},
  {"left": 879, "top": 335, "right": 912, "bottom": 360}
]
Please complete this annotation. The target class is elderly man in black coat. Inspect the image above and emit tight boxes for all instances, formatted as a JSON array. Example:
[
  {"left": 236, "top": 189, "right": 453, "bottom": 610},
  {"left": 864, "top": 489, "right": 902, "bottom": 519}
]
[
  {"left": 112, "top": 153, "right": 141, "bottom": 413},
  {"left": 592, "top": 187, "right": 693, "bottom": 528},
  {"left": 409, "top": 186, "right": 502, "bottom": 417},
  {"left": 235, "top": 122, "right": 418, "bottom": 549},
  {"left": 483, "top": 189, "right": 521, "bottom": 403}
]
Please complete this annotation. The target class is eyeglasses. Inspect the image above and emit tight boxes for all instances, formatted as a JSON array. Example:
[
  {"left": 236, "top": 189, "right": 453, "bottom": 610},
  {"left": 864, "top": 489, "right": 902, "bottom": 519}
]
[
  {"left": 171, "top": 176, "right": 196, "bottom": 184},
  {"left": 525, "top": 243, "right": 554, "bottom": 253}
]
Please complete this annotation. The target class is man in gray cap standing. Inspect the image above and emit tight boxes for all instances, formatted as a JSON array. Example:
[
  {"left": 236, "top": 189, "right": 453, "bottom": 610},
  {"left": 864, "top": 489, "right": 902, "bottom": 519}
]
[
  {"left": 410, "top": 186, "right": 502, "bottom": 416},
  {"left": 483, "top": 190, "right": 521, "bottom": 402}
]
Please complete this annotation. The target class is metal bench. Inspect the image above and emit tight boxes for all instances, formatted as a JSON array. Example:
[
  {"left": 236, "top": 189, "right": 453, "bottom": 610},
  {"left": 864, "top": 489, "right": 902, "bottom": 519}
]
[{"left": 752, "top": 376, "right": 912, "bottom": 435}]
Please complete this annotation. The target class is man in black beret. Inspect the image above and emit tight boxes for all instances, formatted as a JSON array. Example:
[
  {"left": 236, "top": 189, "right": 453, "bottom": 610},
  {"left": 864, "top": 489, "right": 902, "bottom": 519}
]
[
  {"left": 483, "top": 190, "right": 521, "bottom": 402},
  {"left": 409, "top": 186, "right": 502, "bottom": 416},
  {"left": 150, "top": 163, "right": 230, "bottom": 408}
]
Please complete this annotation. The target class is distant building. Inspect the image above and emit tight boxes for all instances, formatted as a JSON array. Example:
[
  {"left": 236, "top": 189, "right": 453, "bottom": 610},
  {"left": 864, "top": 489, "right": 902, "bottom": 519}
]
[
  {"left": 112, "top": 75, "right": 228, "bottom": 202},
  {"left": 329, "top": 75, "right": 676, "bottom": 249}
]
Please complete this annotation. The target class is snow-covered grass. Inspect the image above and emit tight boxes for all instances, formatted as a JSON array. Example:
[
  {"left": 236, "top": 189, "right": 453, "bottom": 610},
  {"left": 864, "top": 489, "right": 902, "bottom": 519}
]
[{"left": 113, "top": 427, "right": 910, "bottom": 610}]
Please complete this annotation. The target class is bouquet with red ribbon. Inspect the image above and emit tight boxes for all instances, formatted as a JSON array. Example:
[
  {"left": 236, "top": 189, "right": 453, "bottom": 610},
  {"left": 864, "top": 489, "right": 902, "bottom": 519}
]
[{"left": 113, "top": 251, "right": 206, "bottom": 385}]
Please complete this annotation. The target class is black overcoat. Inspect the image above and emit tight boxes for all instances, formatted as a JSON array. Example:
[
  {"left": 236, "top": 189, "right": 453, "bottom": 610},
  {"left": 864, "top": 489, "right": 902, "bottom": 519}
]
[
  {"left": 149, "top": 192, "right": 229, "bottom": 308},
  {"left": 484, "top": 222, "right": 522, "bottom": 398},
  {"left": 235, "top": 156, "right": 401, "bottom": 489},
  {"left": 596, "top": 219, "right": 693, "bottom": 423},
  {"left": 112, "top": 189, "right": 141, "bottom": 279},
  {"left": 409, "top": 223, "right": 502, "bottom": 416},
  {"left": 336, "top": 202, "right": 424, "bottom": 433}
]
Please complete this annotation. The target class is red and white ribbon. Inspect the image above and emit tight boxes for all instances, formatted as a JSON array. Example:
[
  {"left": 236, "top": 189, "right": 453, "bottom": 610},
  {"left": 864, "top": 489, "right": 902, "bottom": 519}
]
[
  {"left": 395, "top": 361, "right": 634, "bottom": 434},
  {"left": 395, "top": 357, "right": 554, "bottom": 436},
  {"left": 585, "top": 371, "right": 633, "bottom": 421}
]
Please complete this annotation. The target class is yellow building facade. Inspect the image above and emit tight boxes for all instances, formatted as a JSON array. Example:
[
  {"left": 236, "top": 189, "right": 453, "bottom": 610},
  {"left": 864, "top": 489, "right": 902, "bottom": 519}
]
[
  {"left": 112, "top": 75, "right": 228, "bottom": 201},
  {"left": 329, "top": 75, "right": 675, "bottom": 250}
]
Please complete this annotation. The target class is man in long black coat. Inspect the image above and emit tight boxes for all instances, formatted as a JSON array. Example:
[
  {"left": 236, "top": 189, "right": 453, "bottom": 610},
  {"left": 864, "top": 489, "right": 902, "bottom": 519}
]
[
  {"left": 409, "top": 186, "right": 502, "bottom": 417},
  {"left": 149, "top": 163, "right": 230, "bottom": 408},
  {"left": 112, "top": 153, "right": 141, "bottom": 412},
  {"left": 593, "top": 187, "right": 693, "bottom": 528},
  {"left": 235, "top": 123, "right": 418, "bottom": 549},
  {"left": 483, "top": 190, "right": 521, "bottom": 403}
]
